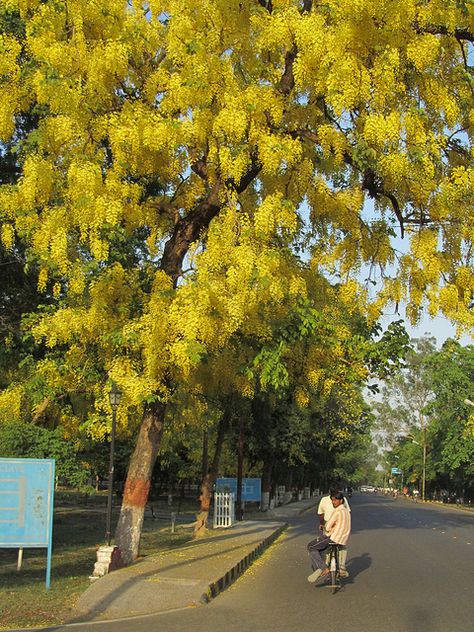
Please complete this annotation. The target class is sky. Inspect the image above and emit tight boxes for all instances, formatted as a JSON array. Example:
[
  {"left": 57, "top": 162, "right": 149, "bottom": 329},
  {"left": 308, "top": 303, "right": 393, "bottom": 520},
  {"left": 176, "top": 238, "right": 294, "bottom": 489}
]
[
  {"left": 358, "top": 198, "right": 473, "bottom": 349},
  {"left": 379, "top": 309, "right": 472, "bottom": 348},
  {"left": 296, "top": 184, "right": 472, "bottom": 350}
]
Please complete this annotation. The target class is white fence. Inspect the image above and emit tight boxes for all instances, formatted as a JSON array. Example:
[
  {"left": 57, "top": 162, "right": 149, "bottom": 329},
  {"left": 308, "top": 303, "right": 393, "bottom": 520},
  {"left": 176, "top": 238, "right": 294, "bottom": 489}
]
[{"left": 213, "top": 492, "right": 235, "bottom": 528}]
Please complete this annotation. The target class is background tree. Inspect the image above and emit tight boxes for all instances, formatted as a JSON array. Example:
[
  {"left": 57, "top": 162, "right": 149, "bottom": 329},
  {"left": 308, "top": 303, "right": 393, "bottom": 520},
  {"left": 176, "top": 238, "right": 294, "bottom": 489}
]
[
  {"left": 373, "top": 337, "right": 435, "bottom": 438},
  {"left": 427, "top": 341, "right": 474, "bottom": 500},
  {"left": 378, "top": 339, "right": 474, "bottom": 501},
  {"left": 373, "top": 337, "right": 436, "bottom": 498},
  {"left": 331, "top": 431, "right": 379, "bottom": 488},
  {"left": 0, "top": 422, "right": 90, "bottom": 488}
]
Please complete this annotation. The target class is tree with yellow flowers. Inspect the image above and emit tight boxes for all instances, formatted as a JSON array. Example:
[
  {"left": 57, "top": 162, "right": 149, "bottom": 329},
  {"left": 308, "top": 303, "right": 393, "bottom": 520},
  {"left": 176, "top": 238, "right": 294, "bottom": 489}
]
[{"left": 1, "top": 0, "right": 474, "bottom": 563}]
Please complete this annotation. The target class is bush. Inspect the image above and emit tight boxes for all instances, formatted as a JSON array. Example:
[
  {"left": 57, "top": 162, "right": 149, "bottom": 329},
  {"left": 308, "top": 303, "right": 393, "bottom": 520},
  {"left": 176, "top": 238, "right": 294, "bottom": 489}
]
[{"left": 0, "top": 422, "right": 89, "bottom": 488}]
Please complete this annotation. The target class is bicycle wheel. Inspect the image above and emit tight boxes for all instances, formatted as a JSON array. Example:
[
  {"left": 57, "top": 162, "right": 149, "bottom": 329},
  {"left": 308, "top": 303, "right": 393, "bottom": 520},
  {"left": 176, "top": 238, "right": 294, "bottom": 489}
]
[{"left": 330, "top": 554, "right": 337, "bottom": 593}]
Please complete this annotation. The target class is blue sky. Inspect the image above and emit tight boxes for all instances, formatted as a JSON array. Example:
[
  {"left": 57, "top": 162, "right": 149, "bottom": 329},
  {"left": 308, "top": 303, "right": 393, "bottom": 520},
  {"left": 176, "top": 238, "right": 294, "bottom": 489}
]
[{"left": 380, "top": 310, "right": 472, "bottom": 348}]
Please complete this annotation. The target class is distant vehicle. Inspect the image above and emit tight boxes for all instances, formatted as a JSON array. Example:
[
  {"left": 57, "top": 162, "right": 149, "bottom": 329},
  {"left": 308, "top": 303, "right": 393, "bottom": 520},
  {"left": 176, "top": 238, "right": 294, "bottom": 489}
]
[{"left": 360, "top": 485, "right": 376, "bottom": 493}]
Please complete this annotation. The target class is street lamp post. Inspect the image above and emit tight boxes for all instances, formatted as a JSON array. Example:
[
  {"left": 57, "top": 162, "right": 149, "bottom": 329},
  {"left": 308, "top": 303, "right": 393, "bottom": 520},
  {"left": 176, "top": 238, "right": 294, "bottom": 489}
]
[{"left": 105, "top": 383, "right": 122, "bottom": 546}]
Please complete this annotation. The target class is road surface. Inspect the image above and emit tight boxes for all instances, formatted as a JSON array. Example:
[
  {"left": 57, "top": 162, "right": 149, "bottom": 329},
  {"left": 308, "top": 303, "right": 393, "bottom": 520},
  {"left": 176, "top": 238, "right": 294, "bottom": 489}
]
[{"left": 39, "top": 493, "right": 474, "bottom": 632}]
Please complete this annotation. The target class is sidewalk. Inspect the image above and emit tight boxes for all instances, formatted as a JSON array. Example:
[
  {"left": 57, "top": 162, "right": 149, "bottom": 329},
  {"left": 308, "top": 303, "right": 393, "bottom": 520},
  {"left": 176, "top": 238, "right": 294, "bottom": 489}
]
[{"left": 71, "top": 497, "right": 317, "bottom": 623}]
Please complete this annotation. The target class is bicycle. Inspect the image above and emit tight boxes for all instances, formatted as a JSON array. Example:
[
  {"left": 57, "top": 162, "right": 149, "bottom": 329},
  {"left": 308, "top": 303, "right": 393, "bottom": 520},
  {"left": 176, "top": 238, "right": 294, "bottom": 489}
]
[{"left": 326, "top": 543, "right": 344, "bottom": 593}]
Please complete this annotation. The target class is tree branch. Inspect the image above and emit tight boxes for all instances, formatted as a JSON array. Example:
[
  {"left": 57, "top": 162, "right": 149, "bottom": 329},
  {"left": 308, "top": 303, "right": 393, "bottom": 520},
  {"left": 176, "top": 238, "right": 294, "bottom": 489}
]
[
  {"left": 417, "top": 23, "right": 474, "bottom": 43},
  {"left": 279, "top": 46, "right": 297, "bottom": 95},
  {"left": 258, "top": 0, "right": 273, "bottom": 12},
  {"left": 160, "top": 155, "right": 262, "bottom": 285},
  {"left": 32, "top": 398, "right": 51, "bottom": 423}
]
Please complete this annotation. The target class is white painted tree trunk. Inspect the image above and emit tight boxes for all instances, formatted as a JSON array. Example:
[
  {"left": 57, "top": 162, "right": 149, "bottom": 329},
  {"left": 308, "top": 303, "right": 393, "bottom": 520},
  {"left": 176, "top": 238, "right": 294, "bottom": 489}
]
[{"left": 261, "top": 491, "right": 270, "bottom": 511}]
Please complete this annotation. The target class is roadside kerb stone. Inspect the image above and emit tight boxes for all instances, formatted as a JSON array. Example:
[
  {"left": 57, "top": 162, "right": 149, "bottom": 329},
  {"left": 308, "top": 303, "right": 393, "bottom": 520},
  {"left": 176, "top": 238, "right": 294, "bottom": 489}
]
[
  {"left": 72, "top": 519, "right": 289, "bottom": 622},
  {"left": 201, "top": 521, "right": 287, "bottom": 603}
]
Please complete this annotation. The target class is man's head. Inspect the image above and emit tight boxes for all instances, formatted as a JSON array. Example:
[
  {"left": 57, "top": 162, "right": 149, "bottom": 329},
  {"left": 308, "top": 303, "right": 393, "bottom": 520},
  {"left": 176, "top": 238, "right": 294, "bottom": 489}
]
[{"left": 330, "top": 491, "right": 345, "bottom": 508}]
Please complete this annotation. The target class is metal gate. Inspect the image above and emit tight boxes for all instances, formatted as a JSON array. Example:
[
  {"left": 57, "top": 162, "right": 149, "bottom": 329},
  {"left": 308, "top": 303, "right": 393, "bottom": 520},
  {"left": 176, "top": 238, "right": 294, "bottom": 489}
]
[{"left": 213, "top": 492, "right": 235, "bottom": 528}]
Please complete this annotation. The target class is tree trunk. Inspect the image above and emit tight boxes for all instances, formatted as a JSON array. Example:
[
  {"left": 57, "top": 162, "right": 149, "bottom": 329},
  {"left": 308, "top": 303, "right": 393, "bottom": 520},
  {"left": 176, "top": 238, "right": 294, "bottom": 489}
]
[
  {"left": 194, "top": 411, "right": 228, "bottom": 537},
  {"left": 286, "top": 469, "right": 293, "bottom": 492},
  {"left": 195, "top": 473, "right": 212, "bottom": 538},
  {"left": 114, "top": 402, "right": 165, "bottom": 565},
  {"left": 261, "top": 457, "right": 273, "bottom": 511},
  {"left": 201, "top": 428, "right": 209, "bottom": 480},
  {"left": 236, "top": 425, "right": 244, "bottom": 520}
]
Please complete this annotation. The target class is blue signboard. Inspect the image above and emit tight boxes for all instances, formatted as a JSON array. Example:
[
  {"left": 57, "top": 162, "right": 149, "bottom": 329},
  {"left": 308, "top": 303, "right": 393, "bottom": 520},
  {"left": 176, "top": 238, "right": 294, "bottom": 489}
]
[
  {"left": 391, "top": 467, "right": 401, "bottom": 474},
  {"left": 216, "top": 477, "right": 261, "bottom": 501},
  {"left": 0, "top": 458, "right": 55, "bottom": 589}
]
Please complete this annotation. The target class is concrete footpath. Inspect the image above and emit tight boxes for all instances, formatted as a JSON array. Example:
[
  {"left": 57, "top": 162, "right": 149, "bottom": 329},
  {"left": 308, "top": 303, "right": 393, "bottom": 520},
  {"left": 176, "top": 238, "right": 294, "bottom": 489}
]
[{"left": 71, "top": 498, "right": 317, "bottom": 623}]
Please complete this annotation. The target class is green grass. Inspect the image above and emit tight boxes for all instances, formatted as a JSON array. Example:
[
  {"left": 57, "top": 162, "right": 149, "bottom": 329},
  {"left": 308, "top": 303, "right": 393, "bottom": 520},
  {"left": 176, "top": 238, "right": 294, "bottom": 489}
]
[{"left": 0, "top": 499, "right": 198, "bottom": 630}]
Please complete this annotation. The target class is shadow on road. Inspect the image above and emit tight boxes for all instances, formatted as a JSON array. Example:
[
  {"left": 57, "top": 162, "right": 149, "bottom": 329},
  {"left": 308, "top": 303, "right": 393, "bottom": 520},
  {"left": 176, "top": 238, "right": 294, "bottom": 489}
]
[
  {"left": 345, "top": 552, "right": 372, "bottom": 582},
  {"left": 312, "top": 552, "right": 372, "bottom": 590}
]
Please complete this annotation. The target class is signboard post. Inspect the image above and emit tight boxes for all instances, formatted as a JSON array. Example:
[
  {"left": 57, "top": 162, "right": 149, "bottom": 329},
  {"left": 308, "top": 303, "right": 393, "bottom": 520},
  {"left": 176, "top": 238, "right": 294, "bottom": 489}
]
[{"left": 0, "top": 458, "right": 55, "bottom": 589}]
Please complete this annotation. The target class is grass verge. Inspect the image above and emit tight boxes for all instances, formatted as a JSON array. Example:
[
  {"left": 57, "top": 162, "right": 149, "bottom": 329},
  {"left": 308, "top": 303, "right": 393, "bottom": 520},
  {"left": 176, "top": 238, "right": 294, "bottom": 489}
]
[{"left": 0, "top": 500, "right": 197, "bottom": 630}]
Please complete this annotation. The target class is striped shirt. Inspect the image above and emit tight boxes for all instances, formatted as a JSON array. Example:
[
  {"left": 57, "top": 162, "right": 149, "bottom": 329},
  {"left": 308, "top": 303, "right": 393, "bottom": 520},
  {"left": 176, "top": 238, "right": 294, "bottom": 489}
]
[{"left": 326, "top": 504, "right": 351, "bottom": 545}]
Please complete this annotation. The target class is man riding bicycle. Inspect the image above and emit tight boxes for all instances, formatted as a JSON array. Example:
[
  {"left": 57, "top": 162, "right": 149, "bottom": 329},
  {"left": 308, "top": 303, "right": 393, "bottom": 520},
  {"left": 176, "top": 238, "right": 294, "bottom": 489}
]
[{"left": 307, "top": 492, "right": 351, "bottom": 584}]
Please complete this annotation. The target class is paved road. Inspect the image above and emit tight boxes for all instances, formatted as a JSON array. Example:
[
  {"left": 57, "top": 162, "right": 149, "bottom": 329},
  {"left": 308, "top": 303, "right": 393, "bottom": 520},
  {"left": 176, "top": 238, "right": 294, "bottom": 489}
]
[{"left": 46, "top": 494, "right": 474, "bottom": 632}]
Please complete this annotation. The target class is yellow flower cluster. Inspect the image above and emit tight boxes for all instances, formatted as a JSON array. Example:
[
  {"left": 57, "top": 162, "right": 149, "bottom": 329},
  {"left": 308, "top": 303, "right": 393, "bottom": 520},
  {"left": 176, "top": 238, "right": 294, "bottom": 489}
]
[
  {"left": 439, "top": 284, "right": 462, "bottom": 318},
  {"left": 217, "top": 146, "right": 250, "bottom": 184},
  {"left": 369, "top": 47, "right": 401, "bottom": 110},
  {"left": 295, "top": 387, "right": 310, "bottom": 408},
  {"left": 0, "top": 223, "right": 15, "bottom": 250},
  {"left": 213, "top": 100, "right": 249, "bottom": 143},
  {"left": 377, "top": 278, "right": 405, "bottom": 306},
  {"left": 322, "top": 378, "right": 335, "bottom": 397},
  {"left": 0, "top": 34, "right": 22, "bottom": 140},
  {"left": 0, "top": 384, "right": 24, "bottom": 424},
  {"left": 465, "top": 414, "right": 474, "bottom": 439},
  {"left": 379, "top": 152, "right": 410, "bottom": 186},
  {"left": 423, "top": 78, "right": 460, "bottom": 128},
  {"left": 253, "top": 5, "right": 298, "bottom": 54},
  {"left": 258, "top": 133, "right": 303, "bottom": 175},
  {"left": 109, "top": 357, "right": 163, "bottom": 407},
  {"left": 19, "top": 155, "right": 55, "bottom": 210},
  {"left": 254, "top": 192, "right": 297, "bottom": 237},
  {"left": 363, "top": 112, "right": 401, "bottom": 149},
  {"left": 366, "top": 296, "right": 388, "bottom": 324},
  {"left": 307, "top": 368, "right": 324, "bottom": 389},
  {"left": 409, "top": 229, "right": 442, "bottom": 284},
  {"left": 337, "top": 280, "right": 365, "bottom": 314},
  {"left": 318, "top": 125, "right": 348, "bottom": 164},
  {"left": 326, "top": 55, "right": 371, "bottom": 116},
  {"left": 406, "top": 34, "right": 440, "bottom": 72},
  {"left": 456, "top": 266, "right": 474, "bottom": 299}
]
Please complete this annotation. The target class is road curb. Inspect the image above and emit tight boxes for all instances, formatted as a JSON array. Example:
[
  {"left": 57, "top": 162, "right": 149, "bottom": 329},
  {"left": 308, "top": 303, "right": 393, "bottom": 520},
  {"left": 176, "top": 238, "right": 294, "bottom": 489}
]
[
  {"left": 397, "top": 496, "right": 474, "bottom": 513},
  {"left": 200, "top": 522, "right": 288, "bottom": 604}
]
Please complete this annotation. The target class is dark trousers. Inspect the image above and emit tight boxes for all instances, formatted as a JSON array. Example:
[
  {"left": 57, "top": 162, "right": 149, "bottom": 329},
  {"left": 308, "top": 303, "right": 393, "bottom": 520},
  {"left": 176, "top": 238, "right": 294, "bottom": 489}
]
[{"left": 307, "top": 535, "right": 335, "bottom": 571}]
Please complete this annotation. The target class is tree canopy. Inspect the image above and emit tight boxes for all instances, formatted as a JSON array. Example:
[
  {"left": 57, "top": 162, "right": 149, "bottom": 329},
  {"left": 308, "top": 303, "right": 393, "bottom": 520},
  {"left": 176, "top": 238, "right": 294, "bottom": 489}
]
[{"left": 1, "top": 0, "right": 474, "bottom": 562}]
